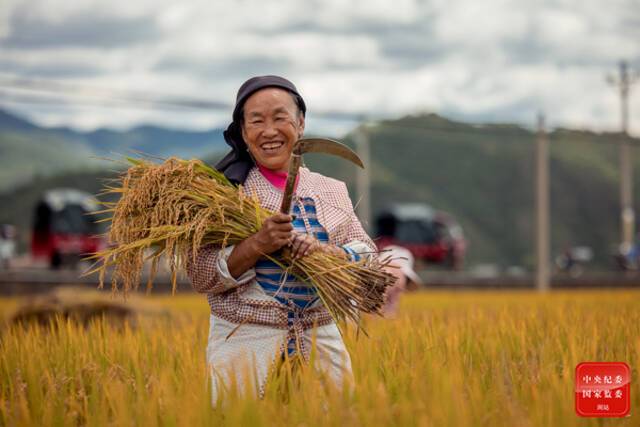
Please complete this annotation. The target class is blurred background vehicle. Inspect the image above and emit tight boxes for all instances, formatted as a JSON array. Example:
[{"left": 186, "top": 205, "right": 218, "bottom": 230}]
[
  {"left": 613, "top": 233, "right": 640, "bottom": 271},
  {"left": 555, "top": 246, "right": 593, "bottom": 277},
  {"left": 0, "top": 224, "right": 17, "bottom": 269},
  {"left": 31, "top": 189, "right": 105, "bottom": 269},
  {"left": 375, "top": 203, "right": 466, "bottom": 270}
]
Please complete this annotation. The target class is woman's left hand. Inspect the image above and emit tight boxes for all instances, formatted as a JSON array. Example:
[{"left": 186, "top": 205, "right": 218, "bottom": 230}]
[
  {"left": 289, "top": 233, "right": 349, "bottom": 260},
  {"left": 290, "top": 233, "right": 321, "bottom": 260}
]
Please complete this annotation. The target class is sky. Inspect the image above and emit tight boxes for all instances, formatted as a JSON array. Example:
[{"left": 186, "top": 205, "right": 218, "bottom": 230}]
[{"left": 0, "top": 0, "right": 639, "bottom": 136}]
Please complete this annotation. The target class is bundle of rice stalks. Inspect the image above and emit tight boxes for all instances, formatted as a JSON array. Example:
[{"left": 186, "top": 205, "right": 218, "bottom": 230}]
[{"left": 88, "top": 157, "right": 396, "bottom": 324}]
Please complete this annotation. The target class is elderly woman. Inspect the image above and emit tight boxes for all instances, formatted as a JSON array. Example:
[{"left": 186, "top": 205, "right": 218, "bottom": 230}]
[{"left": 186, "top": 76, "right": 375, "bottom": 403}]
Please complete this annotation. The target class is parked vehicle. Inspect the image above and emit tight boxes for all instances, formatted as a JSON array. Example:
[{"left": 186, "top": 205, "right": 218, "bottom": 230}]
[
  {"left": 0, "top": 224, "right": 16, "bottom": 269},
  {"left": 31, "top": 189, "right": 105, "bottom": 269},
  {"left": 555, "top": 246, "right": 593, "bottom": 277},
  {"left": 375, "top": 203, "right": 466, "bottom": 270}
]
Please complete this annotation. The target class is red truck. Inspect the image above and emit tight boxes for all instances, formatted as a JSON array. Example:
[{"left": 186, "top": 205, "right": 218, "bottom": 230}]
[
  {"left": 31, "top": 189, "right": 105, "bottom": 269},
  {"left": 375, "top": 203, "right": 466, "bottom": 270}
]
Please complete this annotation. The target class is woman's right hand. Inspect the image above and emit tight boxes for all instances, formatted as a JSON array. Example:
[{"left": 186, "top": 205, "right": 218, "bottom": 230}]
[
  {"left": 227, "top": 213, "right": 293, "bottom": 279},
  {"left": 249, "top": 213, "right": 294, "bottom": 255}
]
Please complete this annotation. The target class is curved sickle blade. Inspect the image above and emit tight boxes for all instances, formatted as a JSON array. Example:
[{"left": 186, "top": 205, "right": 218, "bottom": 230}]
[{"left": 294, "top": 138, "right": 364, "bottom": 168}]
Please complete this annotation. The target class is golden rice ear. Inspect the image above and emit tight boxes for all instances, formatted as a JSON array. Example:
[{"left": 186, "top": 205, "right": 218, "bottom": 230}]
[{"left": 90, "top": 156, "right": 395, "bottom": 323}]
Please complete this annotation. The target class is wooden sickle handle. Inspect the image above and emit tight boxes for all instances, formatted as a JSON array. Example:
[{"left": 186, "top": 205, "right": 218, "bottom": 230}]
[{"left": 280, "top": 153, "right": 302, "bottom": 214}]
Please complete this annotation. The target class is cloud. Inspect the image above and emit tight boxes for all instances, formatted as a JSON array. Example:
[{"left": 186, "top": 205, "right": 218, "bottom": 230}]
[
  {"left": 154, "top": 55, "right": 293, "bottom": 80},
  {"left": 0, "top": 57, "right": 105, "bottom": 78},
  {"left": 0, "top": 0, "right": 638, "bottom": 135},
  {"left": 1, "top": 7, "right": 160, "bottom": 49}
]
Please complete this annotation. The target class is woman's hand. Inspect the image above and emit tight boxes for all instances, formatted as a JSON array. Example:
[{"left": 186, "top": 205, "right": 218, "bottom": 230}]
[
  {"left": 227, "top": 213, "right": 292, "bottom": 279},
  {"left": 290, "top": 233, "right": 320, "bottom": 259},
  {"left": 250, "top": 213, "right": 294, "bottom": 255},
  {"left": 290, "top": 233, "right": 349, "bottom": 260}
]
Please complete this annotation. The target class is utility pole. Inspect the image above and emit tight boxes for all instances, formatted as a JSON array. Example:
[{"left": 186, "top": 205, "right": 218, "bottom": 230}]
[
  {"left": 607, "top": 60, "right": 638, "bottom": 252},
  {"left": 354, "top": 125, "right": 371, "bottom": 233},
  {"left": 535, "top": 113, "right": 550, "bottom": 292}
]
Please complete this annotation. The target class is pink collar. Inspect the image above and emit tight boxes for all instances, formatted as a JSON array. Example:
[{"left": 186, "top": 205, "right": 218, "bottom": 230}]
[{"left": 257, "top": 163, "right": 299, "bottom": 192}]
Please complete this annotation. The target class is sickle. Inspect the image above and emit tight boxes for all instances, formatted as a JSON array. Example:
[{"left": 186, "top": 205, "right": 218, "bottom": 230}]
[{"left": 280, "top": 138, "right": 364, "bottom": 214}]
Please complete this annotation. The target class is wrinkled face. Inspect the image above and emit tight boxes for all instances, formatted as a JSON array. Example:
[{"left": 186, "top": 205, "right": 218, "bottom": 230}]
[{"left": 241, "top": 88, "right": 305, "bottom": 173}]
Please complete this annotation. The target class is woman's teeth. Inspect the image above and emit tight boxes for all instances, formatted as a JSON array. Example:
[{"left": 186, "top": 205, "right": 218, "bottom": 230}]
[{"left": 262, "top": 142, "right": 284, "bottom": 152}]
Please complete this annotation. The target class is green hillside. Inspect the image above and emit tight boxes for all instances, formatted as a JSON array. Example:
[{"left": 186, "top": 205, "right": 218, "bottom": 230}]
[
  {"left": 0, "top": 108, "right": 225, "bottom": 192},
  {"left": 305, "top": 114, "right": 639, "bottom": 270},
  {"left": 0, "top": 131, "right": 102, "bottom": 191}
]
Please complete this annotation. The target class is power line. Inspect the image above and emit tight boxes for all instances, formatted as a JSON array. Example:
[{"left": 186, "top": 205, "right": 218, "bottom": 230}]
[
  {"left": 0, "top": 75, "right": 364, "bottom": 121},
  {"left": 0, "top": 89, "right": 211, "bottom": 112},
  {"left": 0, "top": 76, "right": 231, "bottom": 111}
]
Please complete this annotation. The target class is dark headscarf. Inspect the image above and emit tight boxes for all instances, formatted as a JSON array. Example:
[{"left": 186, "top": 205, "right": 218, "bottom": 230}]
[{"left": 215, "top": 75, "right": 307, "bottom": 185}]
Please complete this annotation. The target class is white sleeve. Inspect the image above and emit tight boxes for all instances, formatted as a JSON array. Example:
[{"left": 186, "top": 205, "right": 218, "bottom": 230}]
[
  {"left": 215, "top": 245, "right": 257, "bottom": 287},
  {"left": 341, "top": 240, "right": 376, "bottom": 262}
]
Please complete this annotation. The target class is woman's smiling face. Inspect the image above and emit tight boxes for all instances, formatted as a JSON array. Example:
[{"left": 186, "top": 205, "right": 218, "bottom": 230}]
[{"left": 241, "top": 88, "right": 305, "bottom": 173}]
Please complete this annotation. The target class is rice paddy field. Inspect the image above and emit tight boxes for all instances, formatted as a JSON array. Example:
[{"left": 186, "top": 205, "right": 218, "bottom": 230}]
[{"left": 0, "top": 289, "right": 638, "bottom": 426}]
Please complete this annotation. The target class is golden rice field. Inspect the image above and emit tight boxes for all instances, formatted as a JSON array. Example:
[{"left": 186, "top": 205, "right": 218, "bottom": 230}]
[{"left": 0, "top": 289, "right": 638, "bottom": 426}]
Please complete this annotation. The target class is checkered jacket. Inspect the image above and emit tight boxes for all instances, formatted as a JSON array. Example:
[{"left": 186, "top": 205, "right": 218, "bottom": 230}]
[{"left": 186, "top": 166, "right": 376, "bottom": 334}]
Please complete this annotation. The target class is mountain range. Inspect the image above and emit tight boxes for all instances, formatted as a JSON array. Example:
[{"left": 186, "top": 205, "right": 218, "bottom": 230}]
[
  {"left": 0, "top": 109, "right": 226, "bottom": 191},
  {"left": 1, "top": 107, "right": 639, "bottom": 270}
]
